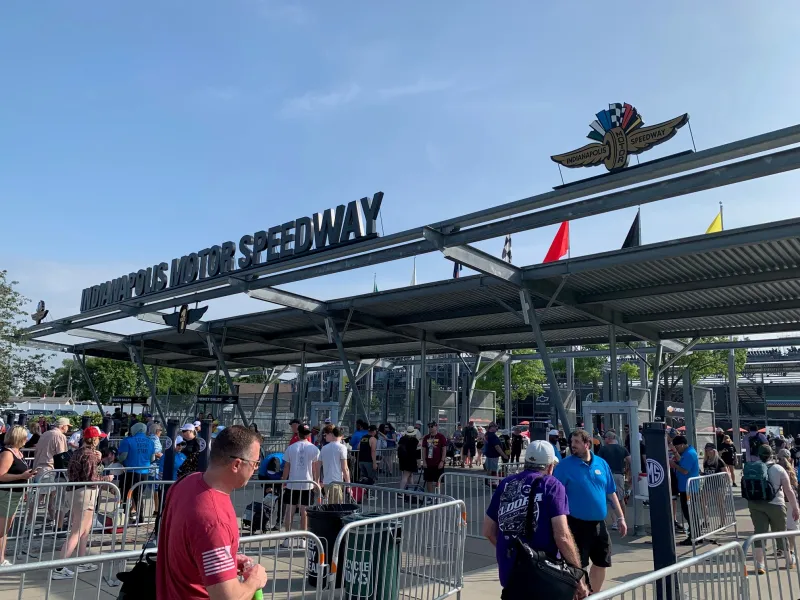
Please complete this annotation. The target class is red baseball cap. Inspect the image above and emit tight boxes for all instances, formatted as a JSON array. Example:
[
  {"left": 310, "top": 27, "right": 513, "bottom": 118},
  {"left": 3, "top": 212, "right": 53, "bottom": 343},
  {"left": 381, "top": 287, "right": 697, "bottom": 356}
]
[{"left": 83, "top": 426, "right": 108, "bottom": 440}]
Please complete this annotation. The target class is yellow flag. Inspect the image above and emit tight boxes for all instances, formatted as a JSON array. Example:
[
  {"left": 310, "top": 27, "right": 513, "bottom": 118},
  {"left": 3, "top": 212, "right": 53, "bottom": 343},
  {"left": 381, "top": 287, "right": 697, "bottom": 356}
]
[{"left": 706, "top": 212, "right": 723, "bottom": 234}]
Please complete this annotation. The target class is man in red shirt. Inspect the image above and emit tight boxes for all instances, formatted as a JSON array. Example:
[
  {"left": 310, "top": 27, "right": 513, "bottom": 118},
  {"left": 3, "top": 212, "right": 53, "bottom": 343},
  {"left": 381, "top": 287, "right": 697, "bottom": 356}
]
[
  {"left": 421, "top": 421, "right": 448, "bottom": 492},
  {"left": 156, "top": 425, "right": 267, "bottom": 599}
]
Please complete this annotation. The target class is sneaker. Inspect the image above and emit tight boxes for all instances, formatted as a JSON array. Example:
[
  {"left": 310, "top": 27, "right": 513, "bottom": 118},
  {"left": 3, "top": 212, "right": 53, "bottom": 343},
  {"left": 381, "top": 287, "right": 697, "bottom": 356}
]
[
  {"left": 674, "top": 521, "right": 685, "bottom": 533},
  {"left": 755, "top": 563, "right": 766, "bottom": 575},
  {"left": 77, "top": 564, "right": 98, "bottom": 573},
  {"left": 280, "top": 539, "right": 293, "bottom": 549},
  {"left": 0, "top": 560, "right": 12, "bottom": 567},
  {"left": 51, "top": 567, "right": 75, "bottom": 580},
  {"left": 610, "top": 522, "right": 618, "bottom": 531},
  {"left": 678, "top": 537, "right": 694, "bottom": 547},
  {"left": 128, "top": 513, "right": 138, "bottom": 524},
  {"left": 732, "top": 482, "right": 738, "bottom": 487},
  {"left": 787, "top": 553, "right": 797, "bottom": 570}
]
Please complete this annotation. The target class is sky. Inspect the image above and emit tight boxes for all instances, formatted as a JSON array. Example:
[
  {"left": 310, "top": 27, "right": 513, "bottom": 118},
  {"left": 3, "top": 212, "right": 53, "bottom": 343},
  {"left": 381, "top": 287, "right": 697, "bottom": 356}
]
[{"left": 2, "top": 1, "right": 800, "bottom": 348}]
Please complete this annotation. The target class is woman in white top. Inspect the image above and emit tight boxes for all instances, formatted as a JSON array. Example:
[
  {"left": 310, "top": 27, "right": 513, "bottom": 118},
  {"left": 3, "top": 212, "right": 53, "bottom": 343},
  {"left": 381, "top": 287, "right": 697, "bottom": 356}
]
[{"left": 748, "top": 445, "right": 800, "bottom": 573}]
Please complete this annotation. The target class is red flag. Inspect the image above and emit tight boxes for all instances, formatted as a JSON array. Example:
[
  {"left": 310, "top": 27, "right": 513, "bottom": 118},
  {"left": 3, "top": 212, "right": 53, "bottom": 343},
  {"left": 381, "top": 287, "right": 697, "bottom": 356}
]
[{"left": 543, "top": 221, "right": 570, "bottom": 263}]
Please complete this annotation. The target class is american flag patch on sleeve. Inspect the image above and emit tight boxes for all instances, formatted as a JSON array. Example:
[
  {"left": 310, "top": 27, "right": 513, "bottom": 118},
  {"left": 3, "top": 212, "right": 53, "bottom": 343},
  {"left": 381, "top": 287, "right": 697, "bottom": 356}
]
[{"left": 202, "top": 545, "right": 235, "bottom": 577}]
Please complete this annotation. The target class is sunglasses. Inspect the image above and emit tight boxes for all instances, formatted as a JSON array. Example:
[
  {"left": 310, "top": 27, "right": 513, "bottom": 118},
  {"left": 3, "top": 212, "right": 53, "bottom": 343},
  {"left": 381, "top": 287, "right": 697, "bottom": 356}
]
[{"left": 230, "top": 455, "right": 260, "bottom": 469}]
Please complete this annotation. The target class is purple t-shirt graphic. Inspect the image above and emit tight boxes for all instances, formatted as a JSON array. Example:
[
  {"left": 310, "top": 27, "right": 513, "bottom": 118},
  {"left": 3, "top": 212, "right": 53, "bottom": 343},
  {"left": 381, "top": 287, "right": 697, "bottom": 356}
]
[{"left": 486, "top": 470, "right": 569, "bottom": 587}]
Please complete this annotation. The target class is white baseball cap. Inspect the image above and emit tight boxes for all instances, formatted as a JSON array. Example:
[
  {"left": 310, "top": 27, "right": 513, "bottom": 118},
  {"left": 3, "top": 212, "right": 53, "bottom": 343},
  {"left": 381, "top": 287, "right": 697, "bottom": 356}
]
[
  {"left": 181, "top": 423, "right": 196, "bottom": 432},
  {"left": 548, "top": 429, "right": 559, "bottom": 437},
  {"left": 175, "top": 435, "right": 185, "bottom": 445},
  {"left": 193, "top": 421, "right": 201, "bottom": 429},
  {"left": 525, "top": 440, "right": 556, "bottom": 466}
]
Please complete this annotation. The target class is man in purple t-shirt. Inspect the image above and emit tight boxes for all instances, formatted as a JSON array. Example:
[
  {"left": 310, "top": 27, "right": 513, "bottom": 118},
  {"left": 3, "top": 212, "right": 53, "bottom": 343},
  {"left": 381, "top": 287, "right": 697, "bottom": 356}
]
[{"left": 483, "top": 440, "right": 587, "bottom": 597}]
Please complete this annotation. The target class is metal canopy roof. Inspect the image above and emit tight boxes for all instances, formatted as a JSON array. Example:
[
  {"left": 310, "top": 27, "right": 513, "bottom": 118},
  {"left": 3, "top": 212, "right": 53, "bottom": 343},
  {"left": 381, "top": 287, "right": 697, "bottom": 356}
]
[{"left": 55, "top": 216, "right": 800, "bottom": 371}]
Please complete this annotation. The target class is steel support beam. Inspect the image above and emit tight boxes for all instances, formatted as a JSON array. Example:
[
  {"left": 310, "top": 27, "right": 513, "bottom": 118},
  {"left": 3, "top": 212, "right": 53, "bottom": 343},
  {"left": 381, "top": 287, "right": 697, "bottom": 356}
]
[
  {"left": 419, "top": 339, "right": 427, "bottom": 423},
  {"left": 658, "top": 339, "right": 700, "bottom": 375},
  {"left": 339, "top": 362, "right": 364, "bottom": 422},
  {"left": 650, "top": 344, "right": 664, "bottom": 421},
  {"left": 520, "top": 289, "right": 572, "bottom": 435},
  {"left": 503, "top": 359, "right": 512, "bottom": 430},
  {"left": 468, "top": 355, "right": 483, "bottom": 407},
  {"left": 126, "top": 345, "right": 167, "bottom": 424},
  {"left": 609, "top": 325, "right": 618, "bottom": 402},
  {"left": 247, "top": 288, "right": 329, "bottom": 314},
  {"left": 729, "top": 349, "right": 741, "bottom": 453},
  {"left": 206, "top": 334, "right": 250, "bottom": 427},
  {"left": 325, "top": 317, "right": 367, "bottom": 422},
  {"left": 73, "top": 353, "right": 104, "bottom": 415},
  {"left": 249, "top": 366, "right": 290, "bottom": 424}
]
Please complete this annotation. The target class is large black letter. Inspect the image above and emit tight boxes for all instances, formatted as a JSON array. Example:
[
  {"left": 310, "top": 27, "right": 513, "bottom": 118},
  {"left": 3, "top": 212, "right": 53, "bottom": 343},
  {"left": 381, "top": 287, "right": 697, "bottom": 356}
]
[
  {"left": 238, "top": 235, "right": 253, "bottom": 269},
  {"left": 312, "top": 205, "right": 345, "bottom": 249},
  {"left": 294, "top": 217, "right": 313, "bottom": 254},
  {"left": 360, "top": 192, "right": 383, "bottom": 236}
]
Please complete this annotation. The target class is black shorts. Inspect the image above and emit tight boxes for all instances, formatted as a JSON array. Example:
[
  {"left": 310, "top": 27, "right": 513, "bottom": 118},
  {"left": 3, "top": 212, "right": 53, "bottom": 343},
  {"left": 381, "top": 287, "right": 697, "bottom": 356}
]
[
  {"left": 423, "top": 467, "right": 444, "bottom": 483},
  {"left": 670, "top": 469, "right": 679, "bottom": 496},
  {"left": 567, "top": 516, "right": 612, "bottom": 568},
  {"left": 463, "top": 444, "right": 476, "bottom": 457},
  {"left": 282, "top": 489, "right": 312, "bottom": 506}
]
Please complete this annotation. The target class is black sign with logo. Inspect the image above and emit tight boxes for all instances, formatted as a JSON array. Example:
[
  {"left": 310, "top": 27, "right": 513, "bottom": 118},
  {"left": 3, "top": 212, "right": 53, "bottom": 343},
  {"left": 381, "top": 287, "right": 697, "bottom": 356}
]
[{"left": 197, "top": 395, "right": 239, "bottom": 404}]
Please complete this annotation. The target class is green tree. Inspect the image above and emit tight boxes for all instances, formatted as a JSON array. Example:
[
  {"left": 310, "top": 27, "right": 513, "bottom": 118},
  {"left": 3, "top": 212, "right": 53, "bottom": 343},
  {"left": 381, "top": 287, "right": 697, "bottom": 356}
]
[
  {"left": 477, "top": 350, "right": 546, "bottom": 417},
  {"left": 653, "top": 336, "right": 747, "bottom": 399},
  {"left": 0, "top": 271, "right": 52, "bottom": 402}
]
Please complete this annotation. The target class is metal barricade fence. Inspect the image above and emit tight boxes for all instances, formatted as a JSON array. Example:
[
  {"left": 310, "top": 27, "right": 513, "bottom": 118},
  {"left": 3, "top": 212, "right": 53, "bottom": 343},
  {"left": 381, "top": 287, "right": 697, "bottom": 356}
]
[
  {"left": 323, "top": 482, "right": 453, "bottom": 514},
  {"left": 0, "top": 481, "right": 122, "bottom": 567},
  {"left": 438, "top": 471, "right": 501, "bottom": 539},
  {"left": 686, "top": 472, "right": 738, "bottom": 555},
  {"left": 591, "top": 541, "right": 747, "bottom": 599},
  {"left": 498, "top": 461, "right": 525, "bottom": 477},
  {"left": 349, "top": 448, "right": 399, "bottom": 485},
  {"left": 328, "top": 499, "right": 466, "bottom": 600},
  {"left": 119, "top": 478, "right": 324, "bottom": 550},
  {"left": 0, "top": 530, "right": 324, "bottom": 600},
  {"left": 742, "top": 530, "right": 800, "bottom": 600}
]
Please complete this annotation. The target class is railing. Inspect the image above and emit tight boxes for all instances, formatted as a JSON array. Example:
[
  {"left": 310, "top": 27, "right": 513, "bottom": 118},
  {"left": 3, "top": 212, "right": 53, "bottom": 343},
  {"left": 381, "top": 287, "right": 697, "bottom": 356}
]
[
  {"left": 438, "top": 471, "right": 502, "bottom": 539},
  {"left": 0, "top": 530, "right": 324, "bottom": 600},
  {"left": 328, "top": 499, "right": 467, "bottom": 600},
  {"left": 323, "top": 482, "right": 452, "bottom": 514},
  {"left": 686, "top": 472, "right": 739, "bottom": 555},
  {"left": 497, "top": 461, "right": 525, "bottom": 477},
  {"left": 591, "top": 541, "right": 747, "bottom": 599},
  {"left": 742, "top": 530, "right": 800, "bottom": 600}
]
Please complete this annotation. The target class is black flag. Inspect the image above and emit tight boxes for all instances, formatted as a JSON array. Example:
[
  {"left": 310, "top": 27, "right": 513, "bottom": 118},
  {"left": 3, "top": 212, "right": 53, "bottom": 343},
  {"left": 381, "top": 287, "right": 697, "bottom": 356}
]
[{"left": 622, "top": 210, "right": 641, "bottom": 249}]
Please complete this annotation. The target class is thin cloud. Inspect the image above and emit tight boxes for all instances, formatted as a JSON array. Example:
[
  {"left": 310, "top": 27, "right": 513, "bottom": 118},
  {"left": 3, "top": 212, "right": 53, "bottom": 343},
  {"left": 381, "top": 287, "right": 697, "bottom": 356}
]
[
  {"left": 378, "top": 78, "right": 453, "bottom": 99},
  {"left": 258, "top": 1, "right": 310, "bottom": 26},
  {"left": 280, "top": 84, "right": 361, "bottom": 117}
]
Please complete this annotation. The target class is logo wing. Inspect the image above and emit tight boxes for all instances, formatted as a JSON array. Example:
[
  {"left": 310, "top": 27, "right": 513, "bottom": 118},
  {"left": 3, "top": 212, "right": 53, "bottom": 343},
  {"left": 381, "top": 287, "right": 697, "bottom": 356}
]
[
  {"left": 550, "top": 142, "right": 609, "bottom": 168},
  {"left": 626, "top": 114, "right": 689, "bottom": 155}
]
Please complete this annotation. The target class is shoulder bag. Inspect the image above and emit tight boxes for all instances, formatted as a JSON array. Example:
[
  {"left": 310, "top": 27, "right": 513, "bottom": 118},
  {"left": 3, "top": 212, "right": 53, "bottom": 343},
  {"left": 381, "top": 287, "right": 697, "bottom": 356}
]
[{"left": 501, "top": 477, "right": 588, "bottom": 600}]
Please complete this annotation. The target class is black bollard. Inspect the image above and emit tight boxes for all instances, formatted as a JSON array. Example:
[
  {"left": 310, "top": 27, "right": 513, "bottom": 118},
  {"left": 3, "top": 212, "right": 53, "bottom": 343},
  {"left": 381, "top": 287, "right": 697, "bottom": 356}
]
[
  {"left": 80, "top": 415, "right": 92, "bottom": 430},
  {"left": 99, "top": 417, "right": 114, "bottom": 451},
  {"left": 17, "top": 413, "right": 27, "bottom": 427},
  {"left": 643, "top": 422, "right": 678, "bottom": 600},
  {"left": 197, "top": 419, "right": 213, "bottom": 472},
  {"left": 5, "top": 412, "right": 14, "bottom": 428}
]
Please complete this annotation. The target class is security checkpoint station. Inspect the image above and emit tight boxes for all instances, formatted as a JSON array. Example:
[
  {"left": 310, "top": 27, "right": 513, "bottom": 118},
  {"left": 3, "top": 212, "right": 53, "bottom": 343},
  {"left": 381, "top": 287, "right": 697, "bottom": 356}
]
[{"left": 13, "top": 117, "right": 800, "bottom": 600}]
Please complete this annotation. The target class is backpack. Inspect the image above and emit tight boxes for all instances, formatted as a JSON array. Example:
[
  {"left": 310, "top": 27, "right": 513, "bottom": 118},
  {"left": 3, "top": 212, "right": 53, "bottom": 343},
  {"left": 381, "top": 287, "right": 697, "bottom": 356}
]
[{"left": 741, "top": 461, "right": 776, "bottom": 502}]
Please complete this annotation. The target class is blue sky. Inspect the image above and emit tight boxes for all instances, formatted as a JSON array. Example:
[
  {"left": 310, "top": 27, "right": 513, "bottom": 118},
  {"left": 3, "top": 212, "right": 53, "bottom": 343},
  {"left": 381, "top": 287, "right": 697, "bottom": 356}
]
[{"left": 2, "top": 1, "right": 800, "bottom": 340}]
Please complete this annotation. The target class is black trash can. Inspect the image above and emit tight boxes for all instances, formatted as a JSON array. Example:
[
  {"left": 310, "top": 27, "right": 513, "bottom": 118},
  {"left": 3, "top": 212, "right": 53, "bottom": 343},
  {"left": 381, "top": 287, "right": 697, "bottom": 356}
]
[
  {"left": 306, "top": 503, "right": 360, "bottom": 588},
  {"left": 341, "top": 513, "right": 402, "bottom": 600}
]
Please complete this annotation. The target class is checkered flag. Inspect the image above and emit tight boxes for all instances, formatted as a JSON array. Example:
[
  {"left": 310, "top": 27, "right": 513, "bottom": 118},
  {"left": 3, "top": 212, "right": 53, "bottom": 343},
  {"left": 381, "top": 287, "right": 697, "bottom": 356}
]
[
  {"left": 502, "top": 234, "right": 512, "bottom": 263},
  {"left": 609, "top": 103, "right": 624, "bottom": 128}
]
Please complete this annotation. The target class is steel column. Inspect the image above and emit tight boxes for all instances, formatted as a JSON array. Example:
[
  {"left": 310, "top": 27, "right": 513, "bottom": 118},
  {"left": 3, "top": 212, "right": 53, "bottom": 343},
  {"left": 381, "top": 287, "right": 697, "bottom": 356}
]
[
  {"left": 325, "top": 317, "right": 367, "bottom": 423},
  {"left": 419, "top": 339, "right": 427, "bottom": 423},
  {"left": 520, "top": 289, "right": 572, "bottom": 436},
  {"left": 609, "top": 325, "right": 618, "bottom": 402},
  {"left": 729, "top": 349, "right": 741, "bottom": 453},
  {"left": 73, "top": 353, "right": 105, "bottom": 415},
  {"left": 126, "top": 345, "right": 167, "bottom": 424},
  {"left": 270, "top": 382, "right": 279, "bottom": 436},
  {"left": 298, "top": 349, "right": 307, "bottom": 420},
  {"left": 650, "top": 344, "right": 663, "bottom": 421},
  {"left": 504, "top": 359, "right": 512, "bottom": 430},
  {"left": 206, "top": 335, "right": 250, "bottom": 427}
]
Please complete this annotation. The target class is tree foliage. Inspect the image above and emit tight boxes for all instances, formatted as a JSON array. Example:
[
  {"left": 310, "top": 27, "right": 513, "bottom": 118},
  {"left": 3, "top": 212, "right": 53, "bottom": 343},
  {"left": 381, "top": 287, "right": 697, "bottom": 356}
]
[
  {"left": 477, "top": 350, "right": 546, "bottom": 414},
  {"left": 653, "top": 337, "right": 747, "bottom": 398},
  {"left": 0, "top": 271, "right": 52, "bottom": 402}
]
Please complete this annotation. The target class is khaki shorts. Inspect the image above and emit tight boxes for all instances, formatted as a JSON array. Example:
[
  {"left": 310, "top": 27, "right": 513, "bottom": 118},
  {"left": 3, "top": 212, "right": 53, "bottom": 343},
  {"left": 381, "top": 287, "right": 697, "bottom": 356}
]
[
  {"left": 324, "top": 485, "right": 345, "bottom": 505},
  {"left": 69, "top": 487, "right": 99, "bottom": 514}
]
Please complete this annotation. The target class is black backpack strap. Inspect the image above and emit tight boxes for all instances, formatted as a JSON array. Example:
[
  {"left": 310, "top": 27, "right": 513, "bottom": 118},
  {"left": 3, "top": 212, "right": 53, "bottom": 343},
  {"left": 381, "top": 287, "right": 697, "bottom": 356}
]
[{"left": 523, "top": 475, "right": 544, "bottom": 538}]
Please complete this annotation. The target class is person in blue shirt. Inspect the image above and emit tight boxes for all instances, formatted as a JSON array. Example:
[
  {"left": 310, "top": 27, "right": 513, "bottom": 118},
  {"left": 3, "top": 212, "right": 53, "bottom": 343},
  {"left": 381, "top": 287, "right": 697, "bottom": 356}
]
[
  {"left": 554, "top": 429, "right": 626, "bottom": 594},
  {"left": 483, "top": 422, "right": 509, "bottom": 479},
  {"left": 158, "top": 436, "right": 187, "bottom": 480},
  {"left": 669, "top": 435, "right": 700, "bottom": 546},
  {"left": 349, "top": 420, "right": 368, "bottom": 451},
  {"left": 117, "top": 422, "right": 156, "bottom": 523}
]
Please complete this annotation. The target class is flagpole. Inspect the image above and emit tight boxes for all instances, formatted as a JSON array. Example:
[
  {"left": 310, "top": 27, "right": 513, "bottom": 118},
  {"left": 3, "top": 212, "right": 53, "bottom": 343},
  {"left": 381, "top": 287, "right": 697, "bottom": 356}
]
[{"left": 719, "top": 201, "right": 724, "bottom": 231}]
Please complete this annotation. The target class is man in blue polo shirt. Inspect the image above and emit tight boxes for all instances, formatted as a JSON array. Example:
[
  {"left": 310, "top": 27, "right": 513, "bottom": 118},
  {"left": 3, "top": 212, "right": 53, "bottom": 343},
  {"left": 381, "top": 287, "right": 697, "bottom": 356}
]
[
  {"left": 554, "top": 429, "right": 627, "bottom": 594},
  {"left": 669, "top": 435, "right": 700, "bottom": 546},
  {"left": 118, "top": 422, "right": 156, "bottom": 523}
]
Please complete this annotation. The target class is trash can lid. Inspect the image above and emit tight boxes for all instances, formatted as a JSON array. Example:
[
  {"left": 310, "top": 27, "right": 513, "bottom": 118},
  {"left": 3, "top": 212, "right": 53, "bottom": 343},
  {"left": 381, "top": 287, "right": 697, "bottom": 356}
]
[{"left": 306, "top": 503, "right": 360, "bottom": 516}]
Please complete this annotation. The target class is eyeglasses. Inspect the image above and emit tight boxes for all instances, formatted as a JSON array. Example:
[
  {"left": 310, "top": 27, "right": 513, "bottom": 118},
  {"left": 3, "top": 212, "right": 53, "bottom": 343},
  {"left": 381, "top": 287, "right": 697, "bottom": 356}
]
[{"left": 230, "top": 456, "right": 260, "bottom": 469}]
